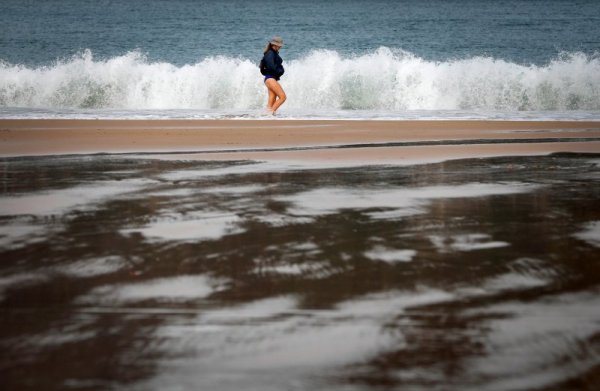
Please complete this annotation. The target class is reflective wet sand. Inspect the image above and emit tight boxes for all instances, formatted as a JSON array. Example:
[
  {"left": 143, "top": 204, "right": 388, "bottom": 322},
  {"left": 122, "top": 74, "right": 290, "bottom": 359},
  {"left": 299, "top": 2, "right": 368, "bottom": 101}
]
[{"left": 1, "top": 153, "right": 599, "bottom": 390}]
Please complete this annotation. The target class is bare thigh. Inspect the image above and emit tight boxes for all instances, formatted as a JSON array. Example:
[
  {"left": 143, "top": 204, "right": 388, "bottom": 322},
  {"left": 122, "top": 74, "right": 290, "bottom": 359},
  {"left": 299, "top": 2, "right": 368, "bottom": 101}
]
[{"left": 265, "top": 79, "right": 286, "bottom": 100}]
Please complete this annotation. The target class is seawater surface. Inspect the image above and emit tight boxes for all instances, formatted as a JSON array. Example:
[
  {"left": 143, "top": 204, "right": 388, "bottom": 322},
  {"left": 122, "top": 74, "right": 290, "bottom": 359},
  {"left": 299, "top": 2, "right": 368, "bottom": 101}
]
[
  {"left": 1, "top": 0, "right": 600, "bottom": 119},
  {"left": 1, "top": 153, "right": 599, "bottom": 390}
]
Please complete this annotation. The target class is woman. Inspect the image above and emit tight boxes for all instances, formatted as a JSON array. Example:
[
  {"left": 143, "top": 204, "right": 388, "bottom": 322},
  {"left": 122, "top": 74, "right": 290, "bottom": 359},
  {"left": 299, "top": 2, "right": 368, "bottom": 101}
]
[{"left": 260, "top": 36, "right": 286, "bottom": 115}]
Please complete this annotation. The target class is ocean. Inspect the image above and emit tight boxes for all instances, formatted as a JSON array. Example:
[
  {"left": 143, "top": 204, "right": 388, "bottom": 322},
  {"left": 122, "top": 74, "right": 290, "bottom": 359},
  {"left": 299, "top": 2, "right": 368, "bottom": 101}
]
[{"left": 1, "top": 0, "right": 600, "bottom": 119}]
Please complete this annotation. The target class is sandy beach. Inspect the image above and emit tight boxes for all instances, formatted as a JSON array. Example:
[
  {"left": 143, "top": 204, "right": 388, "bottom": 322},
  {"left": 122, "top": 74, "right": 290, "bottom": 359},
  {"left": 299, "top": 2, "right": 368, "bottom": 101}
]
[
  {"left": 1, "top": 119, "right": 599, "bottom": 162},
  {"left": 2, "top": 119, "right": 600, "bottom": 390},
  {"left": 4, "top": 0, "right": 600, "bottom": 388}
]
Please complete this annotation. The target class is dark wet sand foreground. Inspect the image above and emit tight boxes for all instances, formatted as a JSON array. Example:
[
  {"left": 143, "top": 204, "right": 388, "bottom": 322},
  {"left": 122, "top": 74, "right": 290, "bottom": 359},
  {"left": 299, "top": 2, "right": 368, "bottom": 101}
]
[
  {"left": 1, "top": 119, "right": 600, "bottom": 390},
  {"left": 1, "top": 154, "right": 600, "bottom": 390}
]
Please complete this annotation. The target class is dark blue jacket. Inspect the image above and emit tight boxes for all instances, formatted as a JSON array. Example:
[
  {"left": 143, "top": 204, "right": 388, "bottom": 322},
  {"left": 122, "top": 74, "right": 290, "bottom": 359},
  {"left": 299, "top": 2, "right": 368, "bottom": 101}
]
[{"left": 261, "top": 49, "right": 284, "bottom": 80}]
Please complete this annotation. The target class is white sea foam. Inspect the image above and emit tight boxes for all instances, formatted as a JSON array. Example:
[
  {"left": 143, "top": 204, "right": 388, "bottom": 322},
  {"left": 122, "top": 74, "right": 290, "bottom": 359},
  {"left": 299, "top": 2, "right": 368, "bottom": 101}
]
[{"left": 1, "top": 48, "right": 600, "bottom": 118}]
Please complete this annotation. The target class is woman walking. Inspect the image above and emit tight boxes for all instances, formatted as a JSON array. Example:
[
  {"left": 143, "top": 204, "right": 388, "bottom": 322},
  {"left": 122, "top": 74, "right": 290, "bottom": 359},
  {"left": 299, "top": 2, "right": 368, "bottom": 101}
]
[{"left": 260, "top": 36, "right": 286, "bottom": 115}]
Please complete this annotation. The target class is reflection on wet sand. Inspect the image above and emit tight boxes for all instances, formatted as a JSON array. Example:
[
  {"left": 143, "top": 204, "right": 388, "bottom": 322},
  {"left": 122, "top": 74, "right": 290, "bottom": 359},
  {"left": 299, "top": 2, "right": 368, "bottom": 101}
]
[{"left": 1, "top": 153, "right": 599, "bottom": 390}]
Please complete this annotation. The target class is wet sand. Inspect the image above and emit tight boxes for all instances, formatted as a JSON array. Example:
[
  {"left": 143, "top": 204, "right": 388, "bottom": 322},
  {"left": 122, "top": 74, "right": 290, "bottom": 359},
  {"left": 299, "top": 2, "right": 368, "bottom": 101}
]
[{"left": 1, "top": 119, "right": 600, "bottom": 390}]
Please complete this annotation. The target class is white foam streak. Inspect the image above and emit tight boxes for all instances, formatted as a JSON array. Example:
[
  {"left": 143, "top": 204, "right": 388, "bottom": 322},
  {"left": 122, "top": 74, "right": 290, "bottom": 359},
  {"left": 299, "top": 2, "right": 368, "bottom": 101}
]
[{"left": 2, "top": 48, "right": 600, "bottom": 112}]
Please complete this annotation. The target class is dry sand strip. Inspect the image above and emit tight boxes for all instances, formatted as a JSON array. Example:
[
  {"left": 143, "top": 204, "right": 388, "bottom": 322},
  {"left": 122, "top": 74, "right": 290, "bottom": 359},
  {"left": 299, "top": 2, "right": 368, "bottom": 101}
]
[{"left": 1, "top": 119, "right": 600, "bottom": 157}]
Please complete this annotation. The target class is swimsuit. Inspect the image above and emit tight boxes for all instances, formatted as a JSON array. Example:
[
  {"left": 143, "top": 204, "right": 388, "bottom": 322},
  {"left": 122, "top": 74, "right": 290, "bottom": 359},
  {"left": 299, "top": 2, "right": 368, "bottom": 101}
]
[{"left": 264, "top": 75, "right": 276, "bottom": 82}]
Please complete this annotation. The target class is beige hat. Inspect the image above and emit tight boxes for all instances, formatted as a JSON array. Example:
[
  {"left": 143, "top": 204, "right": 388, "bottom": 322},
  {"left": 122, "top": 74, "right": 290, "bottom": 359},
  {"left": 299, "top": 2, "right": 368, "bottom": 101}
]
[{"left": 270, "top": 36, "right": 284, "bottom": 47}]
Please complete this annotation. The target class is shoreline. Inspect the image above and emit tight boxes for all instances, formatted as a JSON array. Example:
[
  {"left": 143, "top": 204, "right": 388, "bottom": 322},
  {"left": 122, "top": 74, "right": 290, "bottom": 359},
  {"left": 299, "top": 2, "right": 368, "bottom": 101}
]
[{"left": 1, "top": 119, "right": 599, "bottom": 163}]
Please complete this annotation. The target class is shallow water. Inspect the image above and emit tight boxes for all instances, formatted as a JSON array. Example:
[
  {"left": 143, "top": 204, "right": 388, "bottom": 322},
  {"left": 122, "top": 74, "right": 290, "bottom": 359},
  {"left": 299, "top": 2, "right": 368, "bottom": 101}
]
[{"left": 1, "top": 153, "right": 599, "bottom": 390}]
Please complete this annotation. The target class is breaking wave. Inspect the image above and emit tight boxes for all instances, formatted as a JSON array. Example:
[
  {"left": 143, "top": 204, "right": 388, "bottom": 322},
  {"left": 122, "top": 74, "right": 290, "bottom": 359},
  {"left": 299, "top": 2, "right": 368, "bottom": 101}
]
[{"left": 1, "top": 47, "right": 599, "bottom": 111}]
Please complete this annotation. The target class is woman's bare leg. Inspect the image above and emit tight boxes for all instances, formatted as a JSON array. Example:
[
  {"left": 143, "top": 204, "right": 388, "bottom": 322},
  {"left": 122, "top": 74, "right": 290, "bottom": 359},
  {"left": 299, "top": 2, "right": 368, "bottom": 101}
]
[
  {"left": 267, "top": 87, "right": 276, "bottom": 110},
  {"left": 265, "top": 79, "right": 287, "bottom": 114}
]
